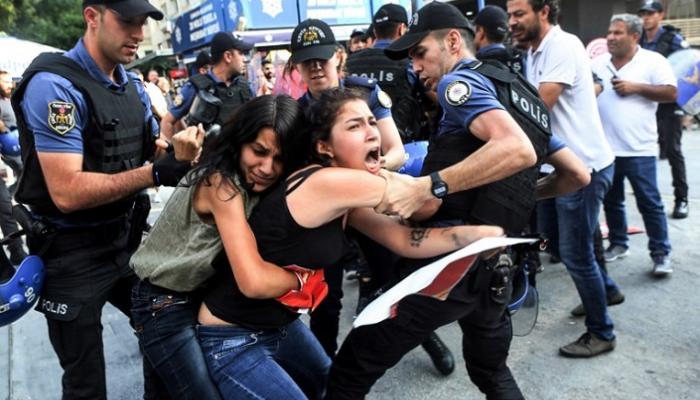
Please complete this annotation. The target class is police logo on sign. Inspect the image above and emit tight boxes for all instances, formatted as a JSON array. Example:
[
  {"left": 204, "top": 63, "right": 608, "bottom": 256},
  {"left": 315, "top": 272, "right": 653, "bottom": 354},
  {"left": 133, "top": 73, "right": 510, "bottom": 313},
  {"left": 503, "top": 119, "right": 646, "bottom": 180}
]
[{"left": 445, "top": 80, "right": 472, "bottom": 106}]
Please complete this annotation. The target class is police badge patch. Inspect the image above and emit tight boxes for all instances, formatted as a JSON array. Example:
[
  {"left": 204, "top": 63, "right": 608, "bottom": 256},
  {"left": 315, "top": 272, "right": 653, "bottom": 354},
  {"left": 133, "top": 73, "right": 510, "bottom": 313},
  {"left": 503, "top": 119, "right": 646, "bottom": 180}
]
[
  {"left": 377, "top": 90, "right": 393, "bottom": 108},
  {"left": 445, "top": 80, "right": 472, "bottom": 106},
  {"left": 47, "top": 101, "right": 76, "bottom": 135},
  {"left": 173, "top": 94, "right": 184, "bottom": 107}
]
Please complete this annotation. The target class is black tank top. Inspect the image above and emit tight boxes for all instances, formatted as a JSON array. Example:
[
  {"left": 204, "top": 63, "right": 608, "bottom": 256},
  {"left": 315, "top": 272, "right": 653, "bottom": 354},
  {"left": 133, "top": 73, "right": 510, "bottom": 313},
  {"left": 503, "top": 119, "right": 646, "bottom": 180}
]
[{"left": 203, "top": 166, "right": 346, "bottom": 329}]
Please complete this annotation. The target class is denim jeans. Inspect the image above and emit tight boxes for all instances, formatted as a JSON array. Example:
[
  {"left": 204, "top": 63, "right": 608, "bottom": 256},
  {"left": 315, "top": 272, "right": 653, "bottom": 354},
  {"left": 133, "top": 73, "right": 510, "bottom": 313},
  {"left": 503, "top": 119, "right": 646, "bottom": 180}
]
[
  {"left": 540, "top": 164, "right": 618, "bottom": 340},
  {"left": 604, "top": 156, "right": 671, "bottom": 258},
  {"left": 131, "top": 279, "right": 222, "bottom": 400},
  {"left": 198, "top": 318, "right": 331, "bottom": 400}
]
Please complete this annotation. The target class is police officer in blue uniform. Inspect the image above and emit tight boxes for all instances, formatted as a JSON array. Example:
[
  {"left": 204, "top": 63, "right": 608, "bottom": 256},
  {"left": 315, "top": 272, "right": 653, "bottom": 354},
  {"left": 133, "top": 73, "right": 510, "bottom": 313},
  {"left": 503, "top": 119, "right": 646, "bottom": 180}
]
[
  {"left": 288, "top": 18, "right": 406, "bottom": 358},
  {"left": 328, "top": 4, "right": 549, "bottom": 399},
  {"left": 473, "top": 5, "right": 526, "bottom": 76},
  {"left": 639, "top": 0, "right": 690, "bottom": 219},
  {"left": 10, "top": 1, "right": 202, "bottom": 398},
  {"left": 160, "top": 32, "right": 254, "bottom": 139}
]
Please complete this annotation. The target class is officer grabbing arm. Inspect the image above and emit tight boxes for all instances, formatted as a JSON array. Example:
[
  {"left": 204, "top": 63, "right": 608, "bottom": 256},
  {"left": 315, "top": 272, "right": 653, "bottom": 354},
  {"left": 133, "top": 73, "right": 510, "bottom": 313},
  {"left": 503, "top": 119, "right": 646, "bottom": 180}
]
[
  {"left": 160, "top": 32, "right": 254, "bottom": 139},
  {"left": 375, "top": 5, "right": 539, "bottom": 220},
  {"left": 9, "top": 1, "right": 201, "bottom": 398}
]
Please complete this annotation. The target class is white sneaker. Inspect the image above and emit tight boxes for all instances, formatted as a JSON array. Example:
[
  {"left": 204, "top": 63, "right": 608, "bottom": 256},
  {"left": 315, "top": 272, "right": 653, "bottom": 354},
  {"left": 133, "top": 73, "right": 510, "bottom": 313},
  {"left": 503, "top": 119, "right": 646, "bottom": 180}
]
[{"left": 652, "top": 255, "right": 672, "bottom": 276}]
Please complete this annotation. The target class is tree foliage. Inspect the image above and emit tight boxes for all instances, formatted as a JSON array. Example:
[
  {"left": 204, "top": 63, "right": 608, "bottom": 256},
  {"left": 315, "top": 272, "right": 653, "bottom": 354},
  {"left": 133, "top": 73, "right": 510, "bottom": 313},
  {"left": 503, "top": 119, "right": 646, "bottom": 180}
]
[{"left": 1, "top": 0, "right": 84, "bottom": 49}]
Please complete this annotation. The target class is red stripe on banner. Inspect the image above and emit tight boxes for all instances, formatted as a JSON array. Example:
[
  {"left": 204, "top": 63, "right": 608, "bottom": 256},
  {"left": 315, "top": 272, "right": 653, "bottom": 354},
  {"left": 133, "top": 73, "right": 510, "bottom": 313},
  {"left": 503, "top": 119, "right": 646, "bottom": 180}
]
[{"left": 417, "top": 254, "right": 479, "bottom": 301}]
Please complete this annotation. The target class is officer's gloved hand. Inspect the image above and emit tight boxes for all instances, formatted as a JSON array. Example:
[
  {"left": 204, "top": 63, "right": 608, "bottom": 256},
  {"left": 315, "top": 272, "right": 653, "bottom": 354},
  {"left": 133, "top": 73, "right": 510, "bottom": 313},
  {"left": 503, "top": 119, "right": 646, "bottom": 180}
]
[{"left": 152, "top": 152, "right": 190, "bottom": 187}]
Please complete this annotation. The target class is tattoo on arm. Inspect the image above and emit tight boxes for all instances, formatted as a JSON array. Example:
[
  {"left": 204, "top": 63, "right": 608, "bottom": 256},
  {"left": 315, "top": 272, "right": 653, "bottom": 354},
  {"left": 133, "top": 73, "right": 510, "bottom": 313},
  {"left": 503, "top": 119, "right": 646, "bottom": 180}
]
[
  {"left": 440, "top": 228, "right": 465, "bottom": 248},
  {"left": 409, "top": 227, "right": 431, "bottom": 247}
]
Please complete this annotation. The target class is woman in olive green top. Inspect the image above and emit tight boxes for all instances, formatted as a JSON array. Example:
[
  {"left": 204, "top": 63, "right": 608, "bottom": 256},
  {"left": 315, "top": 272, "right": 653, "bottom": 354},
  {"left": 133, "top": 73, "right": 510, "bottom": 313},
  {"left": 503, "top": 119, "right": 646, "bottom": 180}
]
[{"left": 129, "top": 95, "right": 309, "bottom": 399}]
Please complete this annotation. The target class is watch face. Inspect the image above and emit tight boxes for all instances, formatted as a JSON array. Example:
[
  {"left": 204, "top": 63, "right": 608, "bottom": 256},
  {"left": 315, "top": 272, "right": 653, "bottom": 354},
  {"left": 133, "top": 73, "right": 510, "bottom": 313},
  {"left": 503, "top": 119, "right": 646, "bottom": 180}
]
[{"left": 433, "top": 184, "right": 447, "bottom": 198}]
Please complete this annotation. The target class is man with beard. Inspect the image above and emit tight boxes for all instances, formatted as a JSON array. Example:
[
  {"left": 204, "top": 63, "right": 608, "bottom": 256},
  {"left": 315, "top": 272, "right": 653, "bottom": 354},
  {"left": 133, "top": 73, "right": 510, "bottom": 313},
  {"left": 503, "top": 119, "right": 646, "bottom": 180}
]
[
  {"left": 638, "top": 0, "right": 690, "bottom": 219},
  {"left": 507, "top": 0, "right": 622, "bottom": 357},
  {"left": 592, "top": 13, "right": 676, "bottom": 276},
  {"left": 160, "top": 32, "right": 254, "bottom": 138},
  {"left": 257, "top": 58, "right": 276, "bottom": 95},
  {"left": 10, "top": 0, "right": 203, "bottom": 398}
]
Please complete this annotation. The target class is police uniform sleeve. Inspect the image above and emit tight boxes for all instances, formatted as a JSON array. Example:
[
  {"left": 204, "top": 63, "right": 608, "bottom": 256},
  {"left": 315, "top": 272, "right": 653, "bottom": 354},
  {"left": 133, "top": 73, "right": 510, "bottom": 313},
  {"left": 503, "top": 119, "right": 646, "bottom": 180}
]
[
  {"left": 546, "top": 134, "right": 566, "bottom": 156},
  {"left": 671, "top": 32, "right": 690, "bottom": 53},
  {"left": 169, "top": 81, "right": 196, "bottom": 120},
  {"left": 436, "top": 71, "right": 504, "bottom": 130},
  {"left": 20, "top": 72, "right": 87, "bottom": 154}
]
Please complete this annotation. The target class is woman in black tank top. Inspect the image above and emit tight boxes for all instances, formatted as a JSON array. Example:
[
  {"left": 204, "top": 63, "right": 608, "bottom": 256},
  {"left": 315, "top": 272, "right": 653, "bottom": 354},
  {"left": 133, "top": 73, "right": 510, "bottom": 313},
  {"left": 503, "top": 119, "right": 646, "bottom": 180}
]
[{"left": 198, "top": 88, "right": 504, "bottom": 400}]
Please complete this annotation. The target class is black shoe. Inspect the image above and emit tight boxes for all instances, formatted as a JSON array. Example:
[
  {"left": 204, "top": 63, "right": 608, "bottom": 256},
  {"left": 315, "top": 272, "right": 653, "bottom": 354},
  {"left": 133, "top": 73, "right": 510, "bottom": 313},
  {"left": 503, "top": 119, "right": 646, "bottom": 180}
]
[
  {"left": 559, "top": 332, "right": 615, "bottom": 358},
  {"left": 421, "top": 332, "right": 455, "bottom": 376},
  {"left": 570, "top": 291, "right": 625, "bottom": 317},
  {"left": 672, "top": 200, "right": 688, "bottom": 219}
]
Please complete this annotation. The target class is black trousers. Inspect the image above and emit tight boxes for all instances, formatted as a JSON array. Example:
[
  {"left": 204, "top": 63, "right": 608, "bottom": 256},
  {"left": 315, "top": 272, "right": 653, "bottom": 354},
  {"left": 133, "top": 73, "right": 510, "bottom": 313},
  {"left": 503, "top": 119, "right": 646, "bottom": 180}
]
[
  {"left": 327, "top": 260, "right": 524, "bottom": 400},
  {"left": 31, "top": 219, "right": 141, "bottom": 400},
  {"left": 656, "top": 103, "right": 688, "bottom": 201}
]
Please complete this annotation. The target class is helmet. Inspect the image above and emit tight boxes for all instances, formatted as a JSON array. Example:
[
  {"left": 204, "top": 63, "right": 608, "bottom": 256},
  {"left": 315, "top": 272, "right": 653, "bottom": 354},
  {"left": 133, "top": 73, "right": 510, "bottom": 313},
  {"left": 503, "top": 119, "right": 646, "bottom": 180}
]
[
  {"left": 0, "top": 255, "right": 45, "bottom": 327},
  {"left": 398, "top": 140, "right": 428, "bottom": 177},
  {"left": 0, "top": 129, "right": 21, "bottom": 157}
]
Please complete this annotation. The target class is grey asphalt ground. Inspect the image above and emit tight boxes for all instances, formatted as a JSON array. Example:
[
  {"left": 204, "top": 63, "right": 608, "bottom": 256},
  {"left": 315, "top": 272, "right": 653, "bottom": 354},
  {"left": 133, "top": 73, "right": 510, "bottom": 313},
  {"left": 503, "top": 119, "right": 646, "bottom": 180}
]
[{"left": 2, "top": 128, "right": 700, "bottom": 400}]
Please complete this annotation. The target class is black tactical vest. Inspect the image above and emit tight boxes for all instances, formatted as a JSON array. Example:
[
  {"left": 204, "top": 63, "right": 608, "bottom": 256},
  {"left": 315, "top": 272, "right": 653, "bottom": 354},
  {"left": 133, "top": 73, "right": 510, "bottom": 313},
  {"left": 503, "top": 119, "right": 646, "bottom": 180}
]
[
  {"left": 189, "top": 74, "right": 253, "bottom": 126},
  {"left": 345, "top": 48, "right": 423, "bottom": 142},
  {"left": 654, "top": 25, "right": 682, "bottom": 57},
  {"left": 422, "top": 60, "right": 551, "bottom": 234},
  {"left": 11, "top": 53, "right": 148, "bottom": 221},
  {"left": 477, "top": 45, "right": 526, "bottom": 77}
]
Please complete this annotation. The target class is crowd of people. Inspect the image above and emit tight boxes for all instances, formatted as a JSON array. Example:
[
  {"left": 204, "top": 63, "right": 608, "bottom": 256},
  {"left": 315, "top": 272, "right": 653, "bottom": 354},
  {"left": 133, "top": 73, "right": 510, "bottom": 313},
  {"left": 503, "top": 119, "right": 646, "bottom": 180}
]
[{"left": 0, "top": 0, "right": 691, "bottom": 399}]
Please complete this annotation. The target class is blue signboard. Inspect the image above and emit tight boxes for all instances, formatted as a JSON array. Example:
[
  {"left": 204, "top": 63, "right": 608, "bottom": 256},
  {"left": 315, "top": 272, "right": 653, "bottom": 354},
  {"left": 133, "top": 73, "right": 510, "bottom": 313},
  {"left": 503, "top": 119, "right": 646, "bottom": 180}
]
[
  {"left": 171, "top": 0, "right": 414, "bottom": 54},
  {"left": 237, "top": 0, "right": 298, "bottom": 29},
  {"left": 299, "top": 0, "right": 373, "bottom": 26},
  {"left": 172, "top": 0, "right": 229, "bottom": 54}
]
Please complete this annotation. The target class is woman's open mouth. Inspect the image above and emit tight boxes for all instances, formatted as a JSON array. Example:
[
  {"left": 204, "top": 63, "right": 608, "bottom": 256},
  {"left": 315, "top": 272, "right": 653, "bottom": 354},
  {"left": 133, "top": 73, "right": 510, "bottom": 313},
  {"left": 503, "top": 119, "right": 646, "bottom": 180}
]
[{"left": 364, "top": 147, "right": 381, "bottom": 173}]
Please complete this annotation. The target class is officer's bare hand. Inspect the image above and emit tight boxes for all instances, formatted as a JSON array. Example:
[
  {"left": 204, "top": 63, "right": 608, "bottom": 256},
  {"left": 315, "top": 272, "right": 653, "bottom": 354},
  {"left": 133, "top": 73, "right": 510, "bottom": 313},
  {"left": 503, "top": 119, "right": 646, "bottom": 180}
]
[
  {"left": 611, "top": 78, "right": 638, "bottom": 96},
  {"left": 374, "top": 170, "right": 433, "bottom": 219}
]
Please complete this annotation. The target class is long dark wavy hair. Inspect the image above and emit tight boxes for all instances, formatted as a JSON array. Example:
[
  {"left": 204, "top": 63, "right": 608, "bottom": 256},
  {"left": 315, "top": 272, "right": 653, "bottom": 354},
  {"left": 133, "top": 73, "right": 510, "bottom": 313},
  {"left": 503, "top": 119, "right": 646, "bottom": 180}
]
[
  {"left": 185, "top": 95, "right": 307, "bottom": 192},
  {"left": 305, "top": 87, "right": 369, "bottom": 166}
]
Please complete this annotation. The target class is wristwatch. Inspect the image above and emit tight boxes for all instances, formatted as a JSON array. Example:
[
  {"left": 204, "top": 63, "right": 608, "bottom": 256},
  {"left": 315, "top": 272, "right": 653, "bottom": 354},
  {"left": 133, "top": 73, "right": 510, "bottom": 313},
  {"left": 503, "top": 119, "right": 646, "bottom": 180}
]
[{"left": 430, "top": 172, "right": 448, "bottom": 199}]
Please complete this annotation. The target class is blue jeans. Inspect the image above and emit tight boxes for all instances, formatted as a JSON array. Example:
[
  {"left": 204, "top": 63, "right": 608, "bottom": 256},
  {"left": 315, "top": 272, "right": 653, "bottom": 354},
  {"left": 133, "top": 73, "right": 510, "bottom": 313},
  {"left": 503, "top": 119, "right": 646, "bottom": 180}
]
[
  {"left": 131, "top": 279, "right": 222, "bottom": 400},
  {"left": 604, "top": 156, "right": 671, "bottom": 258},
  {"left": 198, "top": 319, "right": 331, "bottom": 400},
  {"left": 539, "top": 164, "right": 618, "bottom": 341}
]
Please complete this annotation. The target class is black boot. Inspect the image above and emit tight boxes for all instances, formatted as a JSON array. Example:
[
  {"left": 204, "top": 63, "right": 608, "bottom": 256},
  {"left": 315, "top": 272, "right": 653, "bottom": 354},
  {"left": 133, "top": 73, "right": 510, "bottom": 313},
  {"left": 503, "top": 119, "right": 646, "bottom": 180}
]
[{"left": 421, "top": 332, "right": 455, "bottom": 376}]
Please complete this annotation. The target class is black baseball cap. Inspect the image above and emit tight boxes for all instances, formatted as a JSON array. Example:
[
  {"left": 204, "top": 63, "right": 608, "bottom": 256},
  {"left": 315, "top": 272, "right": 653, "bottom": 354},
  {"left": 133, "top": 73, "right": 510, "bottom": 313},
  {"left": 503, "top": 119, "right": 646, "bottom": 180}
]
[
  {"left": 385, "top": 2, "right": 475, "bottom": 60},
  {"left": 350, "top": 27, "right": 367, "bottom": 39},
  {"left": 210, "top": 32, "right": 254, "bottom": 60},
  {"left": 82, "top": 0, "right": 164, "bottom": 20},
  {"left": 290, "top": 19, "right": 338, "bottom": 63},
  {"left": 194, "top": 51, "right": 211, "bottom": 69},
  {"left": 639, "top": 1, "right": 663, "bottom": 13},
  {"left": 474, "top": 5, "right": 509, "bottom": 37},
  {"left": 374, "top": 3, "right": 408, "bottom": 26}
]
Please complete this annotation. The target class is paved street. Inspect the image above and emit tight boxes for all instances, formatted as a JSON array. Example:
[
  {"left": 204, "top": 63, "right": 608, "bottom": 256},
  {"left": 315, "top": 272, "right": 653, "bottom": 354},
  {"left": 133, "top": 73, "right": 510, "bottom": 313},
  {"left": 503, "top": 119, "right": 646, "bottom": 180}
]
[{"left": 2, "top": 128, "right": 700, "bottom": 400}]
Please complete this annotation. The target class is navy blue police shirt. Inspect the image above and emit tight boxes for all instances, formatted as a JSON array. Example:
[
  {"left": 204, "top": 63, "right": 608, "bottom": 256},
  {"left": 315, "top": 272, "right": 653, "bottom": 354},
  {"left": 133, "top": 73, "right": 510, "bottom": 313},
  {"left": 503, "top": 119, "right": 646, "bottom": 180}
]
[
  {"left": 436, "top": 59, "right": 504, "bottom": 137},
  {"left": 19, "top": 39, "right": 158, "bottom": 225},
  {"left": 298, "top": 77, "right": 393, "bottom": 120},
  {"left": 640, "top": 26, "right": 688, "bottom": 55}
]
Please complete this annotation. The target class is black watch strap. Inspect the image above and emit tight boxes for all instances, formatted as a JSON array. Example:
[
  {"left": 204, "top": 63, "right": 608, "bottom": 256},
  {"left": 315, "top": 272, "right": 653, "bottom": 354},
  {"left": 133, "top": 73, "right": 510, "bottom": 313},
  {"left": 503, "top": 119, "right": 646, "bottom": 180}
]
[{"left": 430, "top": 172, "right": 448, "bottom": 199}]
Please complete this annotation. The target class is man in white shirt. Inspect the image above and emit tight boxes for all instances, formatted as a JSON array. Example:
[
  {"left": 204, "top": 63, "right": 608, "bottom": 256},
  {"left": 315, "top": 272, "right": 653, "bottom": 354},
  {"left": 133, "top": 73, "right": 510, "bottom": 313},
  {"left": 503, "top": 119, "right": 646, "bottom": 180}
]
[
  {"left": 591, "top": 13, "right": 675, "bottom": 277},
  {"left": 507, "top": 0, "right": 621, "bottom": 358}
]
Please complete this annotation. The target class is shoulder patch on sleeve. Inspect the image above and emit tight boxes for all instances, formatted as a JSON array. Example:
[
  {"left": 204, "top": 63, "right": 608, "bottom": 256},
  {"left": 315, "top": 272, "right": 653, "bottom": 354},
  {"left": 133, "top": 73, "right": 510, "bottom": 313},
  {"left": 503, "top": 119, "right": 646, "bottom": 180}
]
[
  {"left": 444, "top": 80, "right": 472, "bottom": 106},
  {"left": 377, "top": 90, "right": 393, "bottom": 108},
  {"left": 47, "top": 101, "right": 76, "bottom": 135},
  {"left": 173, "top": 95, "right": 184, "bottom": 107}
]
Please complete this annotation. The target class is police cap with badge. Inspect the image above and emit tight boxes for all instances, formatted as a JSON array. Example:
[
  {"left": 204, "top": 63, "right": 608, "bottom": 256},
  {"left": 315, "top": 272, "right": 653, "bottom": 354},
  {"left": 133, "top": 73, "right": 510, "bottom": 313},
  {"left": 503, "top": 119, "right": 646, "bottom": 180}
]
[{"left": 291, "top": 19, "right": 393, "bottom": 110}]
